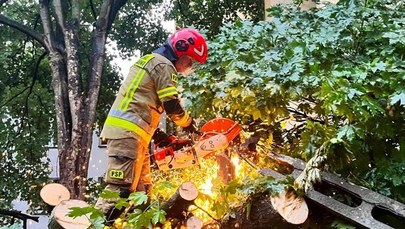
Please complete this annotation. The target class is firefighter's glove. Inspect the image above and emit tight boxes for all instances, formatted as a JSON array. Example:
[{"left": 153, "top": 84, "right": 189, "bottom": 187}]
[
  {"left": 152, "top": 128, "right": 172, "bottom": 147},
  {"left": 182, "top": 119, "right": 197, "bottom": 134}
]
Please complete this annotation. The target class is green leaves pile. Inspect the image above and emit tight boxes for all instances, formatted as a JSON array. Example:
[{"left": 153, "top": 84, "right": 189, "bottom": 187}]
[
  {"left": 181, "top": 0, "right": 405, "bottom": 202},
  {"left": 69, "top": 190, "right": 166, "bottom": 229}
]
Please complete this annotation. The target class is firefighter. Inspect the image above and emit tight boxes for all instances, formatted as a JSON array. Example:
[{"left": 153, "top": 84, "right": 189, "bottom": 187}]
[{"left": 95, "top": 28, "right": 208, "bottom": 225}]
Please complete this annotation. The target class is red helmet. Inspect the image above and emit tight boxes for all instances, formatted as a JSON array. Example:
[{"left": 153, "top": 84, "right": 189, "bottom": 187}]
[{"left": 170, "top": 28, "right": 208, "bottom": 64}]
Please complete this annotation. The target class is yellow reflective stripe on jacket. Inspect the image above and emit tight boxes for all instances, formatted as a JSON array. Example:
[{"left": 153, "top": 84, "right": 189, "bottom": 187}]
[
  {"left": 118, "top": 54, "right": 154, "bottom": 111},
  {"left": 174, "top": 112, "right": 192, "bottom": 127},
  {"left": 108, "top": 109, "right": 153, "bottom": 134},
  {"left": 118, "top": 69, "right": 147, "bottom": 110},
  {"left": 134, "top": 54, "right": 154, "bottom": 68},
  {"left": 157, "top": 86, "right": 178, "bottom": 99},
  {"left": 104, "top": 116, "right": 152, "bottom": 143}
]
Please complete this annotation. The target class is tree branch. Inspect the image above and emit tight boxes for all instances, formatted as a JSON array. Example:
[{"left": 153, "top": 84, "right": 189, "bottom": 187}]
[
  {"left": 39, "top": 0, "right": 53, "bottom": 51},
  {"left": 107, "top": 0, "right": 127, "bottom": 32},
  {"left": 71, "top": 0, "right": 80, "bottom": 22},
  {"left": 89, "top": 0, "right": 98, "bottom": 21},
  {"left": 87, "top": 0, "right": 128, "bottom": 118},
  {"left": 287, "top": 107, "right": 325, "bottom": 124},
  {"left": 20, "top": 52, "right": 47, "bottom": 115},
  {"left": 0, "top": 14, "right": 46, "bottom": 48},
  {"left": 0, "top": 87, "right": 29, "bottom": 108},
  {"left": 39, "top": 0, "right": 60, "bottom": 53},
  {"left": 0, "top": 209, "right": 39, "bottom": 222},
  {"left": 53, "top": 0, "right": 66, "bottom": 32}
]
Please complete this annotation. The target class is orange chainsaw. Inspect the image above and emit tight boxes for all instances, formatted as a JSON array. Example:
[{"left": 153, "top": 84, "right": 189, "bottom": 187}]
[{"left": 152, "top": 118, "right": 242, "bottom": 170}]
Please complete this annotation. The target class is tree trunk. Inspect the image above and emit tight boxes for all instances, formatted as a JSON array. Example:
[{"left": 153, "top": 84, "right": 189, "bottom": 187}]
[
  {"left": 38, "top": 0, "right": 128, "bottom": 200},
  {"left": 211, "top": 191, "right": 308, "bottom": 229}
]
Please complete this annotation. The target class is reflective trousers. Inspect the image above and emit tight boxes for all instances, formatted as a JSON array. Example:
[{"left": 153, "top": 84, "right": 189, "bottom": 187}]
[{"left": 95, "top": 138, "right": 152, "bottom": 215}]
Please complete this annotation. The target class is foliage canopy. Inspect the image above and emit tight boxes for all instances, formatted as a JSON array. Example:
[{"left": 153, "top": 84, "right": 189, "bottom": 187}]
[{"left": 181, "top": 0, "right": 405, "bottom": 202}]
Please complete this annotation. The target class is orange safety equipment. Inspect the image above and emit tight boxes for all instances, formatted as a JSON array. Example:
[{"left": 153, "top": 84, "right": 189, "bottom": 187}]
[
  {"left": 100, "top": 53, "right": 192, "bottom": 147},
  {"left": 170, "top": 28, "right": 208, "bottom": 64}
]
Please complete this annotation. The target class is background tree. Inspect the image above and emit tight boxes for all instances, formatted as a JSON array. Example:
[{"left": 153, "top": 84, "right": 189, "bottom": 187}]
[
  {"left": 166, "top": 0, "right": 264, "bottom": 39},
  {"left": 0, "top": 21, "right": 53, "bottom": 213},
  {"left": 0, "top": 0, "right": 169, "bottom": 204},
  {"left": 181, "top": 0, "right": 405, "bottom": 203}
]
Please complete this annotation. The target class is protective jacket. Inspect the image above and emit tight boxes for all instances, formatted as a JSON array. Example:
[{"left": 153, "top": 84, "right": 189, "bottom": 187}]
[{"left": 100, "top": 53, "right": 192, "bottom": 147}]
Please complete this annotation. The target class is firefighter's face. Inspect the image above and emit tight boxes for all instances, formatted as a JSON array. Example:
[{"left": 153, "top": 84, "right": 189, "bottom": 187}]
[{"left": 175, "top": 55, "right": 199, "bottom": 76}]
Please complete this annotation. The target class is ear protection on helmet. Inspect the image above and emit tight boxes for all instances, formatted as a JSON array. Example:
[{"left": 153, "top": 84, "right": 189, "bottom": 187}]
[{"left": 175, "top": 40, "right": 189, "bottom": 52}]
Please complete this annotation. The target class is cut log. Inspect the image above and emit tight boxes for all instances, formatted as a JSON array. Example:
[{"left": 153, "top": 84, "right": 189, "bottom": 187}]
[
  {"left": 161, "top": 181, "right": 199, "bottom": 220},
  {"left": 270, "top": 190, "right": 308, "bottom": 225},
  {"left": 186, "top": 216, "right": 204, "bottom": 229},
  {"left": 40, "top": 183, "right": 70, "bottom": 206},
  {"left": 219, "top": 191, "right": 308, "bottom": 229},
  {"left": 48, "top": 199, "right": 91, "bottom": 229}
]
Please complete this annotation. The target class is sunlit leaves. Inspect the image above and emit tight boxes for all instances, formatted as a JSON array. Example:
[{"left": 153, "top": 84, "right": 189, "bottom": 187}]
[
  {"left": 127, "top": 206, "right": 166, "bottom": 229},
  {"left": 181, "top": 0, "right": 405, "bottom": 203},
  {"left": 128, "top": 191, "right": 148, "bottom": 206}
]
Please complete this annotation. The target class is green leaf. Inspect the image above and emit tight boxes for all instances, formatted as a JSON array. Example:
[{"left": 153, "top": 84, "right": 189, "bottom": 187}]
[
  {"left": 371, "top": 61, "right": 386, "bottom": 73},
  {"left": 100, "top": 189, "right": 120, "bottom": 199},
  {"left": 128, "top": 209, "right": 144, "bottom": 229},
  {"left": 330, "top": 138, "right": 343, "bottom": 144},
  {"left": 150, "top": 206, "right": 166, "bottom": 225},
  {"left": 115, "top": 198, "right": 130, "bottom": 210},
  {"left": 128, "top": 191, "right": 148, "bottom": 206},
  {"left": 89, "top": 215, "right": 105, "bottom": 229},
  {"left": 390, "top": 92, "right": 405, "bottom": 105},
  {"left": 337, "top": 125, "right": 356, "bottom": 141},
  {"left": 391, "top": 176, "right": 403, "bottom": 187},
  {"left": 67, "top": 206, "right": 95, "bottom": 218}
]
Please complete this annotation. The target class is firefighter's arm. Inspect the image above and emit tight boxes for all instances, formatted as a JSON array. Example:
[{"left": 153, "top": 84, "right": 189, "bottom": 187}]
[
  {"left": 153, "top": 62, "right": 195, "bottom": 131},
  {"left": 163, "top": 99, "right": 193, "bottom": 128}
]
